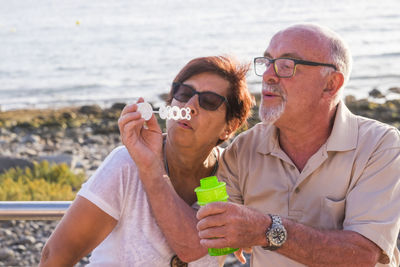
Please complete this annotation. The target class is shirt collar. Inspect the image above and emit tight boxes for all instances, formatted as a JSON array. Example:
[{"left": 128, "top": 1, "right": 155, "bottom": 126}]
[
  {"left": 326, "top": 100, "right": 358, "bottom": 152},
  {"left": 256, "top": 101, "right": 358, "bottom": 154},
  {"left": 256, "top": 123, "right": 280, "bottom": 155}
]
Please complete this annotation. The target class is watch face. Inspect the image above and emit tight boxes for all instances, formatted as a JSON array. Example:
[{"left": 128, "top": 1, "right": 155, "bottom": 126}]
[{"left": 268, "top": 225, "right": 287, "bottom": 246}]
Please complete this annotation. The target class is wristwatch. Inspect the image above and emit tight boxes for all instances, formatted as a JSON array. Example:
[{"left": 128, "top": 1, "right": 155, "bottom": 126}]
[{"left": 262, "top": 214, "right": 287, "bottom": 250}]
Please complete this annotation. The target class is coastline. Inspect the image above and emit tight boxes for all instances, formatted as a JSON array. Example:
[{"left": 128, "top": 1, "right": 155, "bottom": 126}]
[{"left": 0, "top": 93, "right": 399, "bottom": 266}]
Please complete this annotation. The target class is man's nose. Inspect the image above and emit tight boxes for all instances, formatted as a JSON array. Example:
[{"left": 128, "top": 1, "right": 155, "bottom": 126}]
[{"left": 263, "top": 63, "right": 279, "bottom": 84}]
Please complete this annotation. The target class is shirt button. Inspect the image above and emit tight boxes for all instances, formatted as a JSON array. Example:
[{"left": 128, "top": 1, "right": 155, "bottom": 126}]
[{"left": 295, "top": 187, "right": 300, "bottom": 193}]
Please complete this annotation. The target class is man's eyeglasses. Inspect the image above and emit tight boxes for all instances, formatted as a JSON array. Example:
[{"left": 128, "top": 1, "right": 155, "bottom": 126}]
[
  {"left": 254, "top": 57, "right": 337, "bottom": 78},
  {"left": 172, "top": 82, "right": 229, "bottom": 111}
]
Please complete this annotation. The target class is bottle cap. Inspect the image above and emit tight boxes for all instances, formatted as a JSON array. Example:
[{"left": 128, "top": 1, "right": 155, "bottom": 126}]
[{"left": 194, "top": 176, "right": 228, "bottom": 206}]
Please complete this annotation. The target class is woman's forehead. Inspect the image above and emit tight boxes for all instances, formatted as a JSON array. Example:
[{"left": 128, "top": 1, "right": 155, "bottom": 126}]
[{"left": 184, "top": 73, "right": 229, "bottom": 95}]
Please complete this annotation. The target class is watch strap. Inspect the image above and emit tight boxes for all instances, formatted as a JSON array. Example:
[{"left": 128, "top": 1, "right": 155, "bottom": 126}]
[{"left": 262, "top": 214, "right": 286, "bottom": 250}]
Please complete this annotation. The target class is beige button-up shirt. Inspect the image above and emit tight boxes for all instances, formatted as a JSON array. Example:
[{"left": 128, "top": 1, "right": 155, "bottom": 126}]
[{"left": 218, "top": 101, "right": 400, "bottom": 267}]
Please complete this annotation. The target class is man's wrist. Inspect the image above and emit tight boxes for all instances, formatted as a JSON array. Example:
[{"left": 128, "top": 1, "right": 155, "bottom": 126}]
[
  {"left": 257, "top": 213, "right": 272, "bottom": 247},
  {"left": 262, "top": 214, "right": 287, "bottom": 250}
]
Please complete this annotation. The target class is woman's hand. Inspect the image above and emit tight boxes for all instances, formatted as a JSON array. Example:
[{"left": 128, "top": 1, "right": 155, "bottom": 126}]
[
  {"left": 118, "top": 98, "right": 163, "bottom": 171},
  {"left": 234, "top": 247, "right": 252, "bottom": 264}
]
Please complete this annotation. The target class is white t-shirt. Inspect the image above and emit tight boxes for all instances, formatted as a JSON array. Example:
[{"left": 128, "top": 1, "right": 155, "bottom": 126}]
[{"left": 78, "top": 146, "right": 219, "bottom": 267}]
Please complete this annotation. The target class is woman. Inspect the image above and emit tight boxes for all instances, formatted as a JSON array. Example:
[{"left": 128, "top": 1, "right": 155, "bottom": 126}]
[{"left": 39, "top": 56, "right": 253, "bottom": 266}]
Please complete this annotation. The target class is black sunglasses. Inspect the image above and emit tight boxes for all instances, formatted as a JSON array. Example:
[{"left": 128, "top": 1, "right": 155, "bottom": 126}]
[{"left": 172, "top": 82, "right": 229, "bottom": 111}]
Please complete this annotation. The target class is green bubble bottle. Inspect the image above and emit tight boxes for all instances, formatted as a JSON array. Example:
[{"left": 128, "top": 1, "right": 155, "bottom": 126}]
[{"left": 194, "top": 176, "right": 238, "bottom": 256}]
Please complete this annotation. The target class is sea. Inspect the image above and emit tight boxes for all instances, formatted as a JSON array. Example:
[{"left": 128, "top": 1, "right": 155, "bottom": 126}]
[{"left": 0, "top": 0, "right": 400, "bottom": 111}]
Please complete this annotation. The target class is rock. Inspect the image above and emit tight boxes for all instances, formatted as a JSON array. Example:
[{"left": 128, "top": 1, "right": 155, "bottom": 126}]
[
  {"left": 14, "top": 244, "right": 26, "bottom": 252},
  {"left": 0, "top": 248, "right": 14, "bottom": 261},
  {"left": 110, "top": 102, "right": 126, "bottom": 111},
  {"left": 0, "top": 156, "right": 33, "bottom": 174},
  {"left": 344, "top": 95, "right": 356, "bottom": 105},
  {"left": 39, "top": 154, "right": 76, "bottom": 169},
  {"left": 21, "top": 134, "right": 40, "bottom": 144},
  {"left": 19, "top": 236, "right": 36, "bottom": 245},
  {"left": 84, "top": 135, "right": 106, "bottom": 145},
  {"left": 389, "top": 87, "right": 400, "bottom": 94},
  {"left": 79, "top": 105, "right": 102, "bottom": 116},
  {"left": 61, "top": 111, "right": 77, "bottom": 120},
  {"left": 21, "top": 148, "right": 38, "bottom": 157},
  {"left": 369, "top": 88, "right": 385, "bottom": 98}
]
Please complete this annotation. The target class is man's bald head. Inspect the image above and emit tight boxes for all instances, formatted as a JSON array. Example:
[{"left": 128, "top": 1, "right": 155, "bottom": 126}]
[{"left": 271, "top": 23, "right": 352, "bottom": 87}]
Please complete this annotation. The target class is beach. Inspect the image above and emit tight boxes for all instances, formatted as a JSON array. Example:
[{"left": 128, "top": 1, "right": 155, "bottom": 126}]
[{"left": 0, "top": 92, "right": 399, "bottom": 266}]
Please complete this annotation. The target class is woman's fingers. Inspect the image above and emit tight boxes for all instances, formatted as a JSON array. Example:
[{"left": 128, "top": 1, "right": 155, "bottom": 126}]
[
  {"left": 120, "top": 103, "right": 136, "bottom": 117},
  {"left": 118, "top": 111, "right": 142, "bottom": 127},
  {"left": 233, "top": 249, "right": 247, "bottom": 264}
]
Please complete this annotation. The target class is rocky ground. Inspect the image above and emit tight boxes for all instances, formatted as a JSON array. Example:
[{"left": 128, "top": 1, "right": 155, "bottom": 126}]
[{"left": 0, "top": 90, "right": 399, "bottom": 266}]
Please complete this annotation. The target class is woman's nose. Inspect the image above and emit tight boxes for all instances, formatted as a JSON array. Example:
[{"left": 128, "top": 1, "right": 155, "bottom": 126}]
[{"left": 184, "top": 94, "right": 199, "bottom": 117}]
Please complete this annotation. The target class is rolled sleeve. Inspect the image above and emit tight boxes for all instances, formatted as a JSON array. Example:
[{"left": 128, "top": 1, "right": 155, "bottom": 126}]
[
  {"left": 344, "top": 139, "right": 400, "bottom": 264},
  {"left": 218, "top": 142, "right": 244, "bottom": 204}
]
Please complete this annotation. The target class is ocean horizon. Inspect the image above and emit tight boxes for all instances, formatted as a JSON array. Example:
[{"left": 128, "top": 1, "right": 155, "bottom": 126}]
[{"left": 1, "top": 0, "right": 400, "bottom": 111}]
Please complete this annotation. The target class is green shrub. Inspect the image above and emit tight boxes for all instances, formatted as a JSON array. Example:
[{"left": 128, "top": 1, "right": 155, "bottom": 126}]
[{"left": 0, "top": 161, "right": 85, "bottom": 201}]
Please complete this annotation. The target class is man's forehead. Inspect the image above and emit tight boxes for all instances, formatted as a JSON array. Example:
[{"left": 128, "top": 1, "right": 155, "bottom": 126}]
[{"left": 265, "top": 27, "right": 326, "bottom": 59}]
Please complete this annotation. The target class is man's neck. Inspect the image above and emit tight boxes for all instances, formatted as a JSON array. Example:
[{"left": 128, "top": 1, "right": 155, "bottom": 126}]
[{"left": 276, "top": 106, "right": 338, "bottom": 172}]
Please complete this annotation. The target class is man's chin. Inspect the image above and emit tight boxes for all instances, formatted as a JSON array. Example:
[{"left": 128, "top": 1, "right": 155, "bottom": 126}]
[{"left": 259, "top": 105, "right": 285, "bottom": 124}]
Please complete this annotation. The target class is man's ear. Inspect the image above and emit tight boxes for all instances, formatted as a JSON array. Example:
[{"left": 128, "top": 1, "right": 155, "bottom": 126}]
[{"left": 323, "top": 71, "right": 344, "bottom": 97}]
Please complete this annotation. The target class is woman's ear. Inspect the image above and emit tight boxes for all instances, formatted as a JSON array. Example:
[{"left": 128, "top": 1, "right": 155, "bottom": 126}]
[{"left": 219, "top": 121, "right": 238, "bottom": 141}]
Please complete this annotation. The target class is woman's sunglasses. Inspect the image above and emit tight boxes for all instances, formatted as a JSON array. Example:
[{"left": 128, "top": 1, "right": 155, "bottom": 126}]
[{"left": 172, "top": 82, "right": 229, "bottom": 111}]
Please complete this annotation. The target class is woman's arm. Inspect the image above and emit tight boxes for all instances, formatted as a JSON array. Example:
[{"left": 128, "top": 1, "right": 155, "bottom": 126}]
[
  {"left": 118, "top": 102, "right": 208, "bottom": 262},
  {"left": 39, "top": 196, "right": 117, "bottom": 267}
]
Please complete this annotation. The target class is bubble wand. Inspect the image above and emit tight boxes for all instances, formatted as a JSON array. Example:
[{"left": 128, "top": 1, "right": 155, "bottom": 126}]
[{"left": 137, "top": 102, "right": 191, "bottom": 121}]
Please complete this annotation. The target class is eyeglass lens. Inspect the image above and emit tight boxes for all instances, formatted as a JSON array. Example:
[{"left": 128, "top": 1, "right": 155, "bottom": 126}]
[
  {"left": 255, "top": 58, "right": 295, "bottom": 77},
  {"left": 173, "top": 83, "right": 226, "bottom": 111}
]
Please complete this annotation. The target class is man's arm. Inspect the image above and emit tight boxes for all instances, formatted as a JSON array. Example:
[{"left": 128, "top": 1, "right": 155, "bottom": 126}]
[{"left": 196, "top": 202, "right": 381, "bottom": 267}]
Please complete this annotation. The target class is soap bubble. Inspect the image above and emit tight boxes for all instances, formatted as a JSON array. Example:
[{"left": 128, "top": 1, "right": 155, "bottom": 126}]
[{"left": 137, "top": 102, "right": 191, "bottom": 121}]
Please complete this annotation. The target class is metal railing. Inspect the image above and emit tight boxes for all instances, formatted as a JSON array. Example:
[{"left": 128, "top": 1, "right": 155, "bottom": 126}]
[{"left": 0, "top": 201, "right": 71, "bottom": 220}]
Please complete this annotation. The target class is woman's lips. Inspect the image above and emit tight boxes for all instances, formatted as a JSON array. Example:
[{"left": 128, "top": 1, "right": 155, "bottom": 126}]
[{"left": 177, "top": 121, "right": 193, "bottom": 129}]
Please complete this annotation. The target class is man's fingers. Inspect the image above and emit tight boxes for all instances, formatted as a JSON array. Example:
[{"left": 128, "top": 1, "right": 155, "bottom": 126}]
[
  {"left": 196, "top": 202, "right": 229, "bottom": 220},
  {"left": 197, "top": 211, "right": 227, "bottom": 231},
  {"left": 198, "top": 224, "right": 227, "bottom": 239},
  {"left": 199, "top": 236, "right": 230, "bottom": 249}
]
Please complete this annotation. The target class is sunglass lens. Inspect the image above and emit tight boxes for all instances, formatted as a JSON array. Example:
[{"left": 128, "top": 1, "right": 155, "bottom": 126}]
[
  {"left": 173, "top": 84, "right": 194, "bottom": 102},
  {"left": 199, "top": 93, "right": 224, "bottom": 111},
  {"left": 172, "top": 83, "right": 226, "bottom": 111}
]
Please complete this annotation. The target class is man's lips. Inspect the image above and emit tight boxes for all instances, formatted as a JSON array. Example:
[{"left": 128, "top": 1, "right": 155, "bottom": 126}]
[
  {"left": 262, "top": 91, "right": 281, "bottom": 98},
  {"left": 177, "top": 121, "right": 193, "bottom": 129}
]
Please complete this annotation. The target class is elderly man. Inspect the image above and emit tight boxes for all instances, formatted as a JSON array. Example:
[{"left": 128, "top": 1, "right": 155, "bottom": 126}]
[{"left": 196, "top": 24, "right": 400, "bottom": 266}]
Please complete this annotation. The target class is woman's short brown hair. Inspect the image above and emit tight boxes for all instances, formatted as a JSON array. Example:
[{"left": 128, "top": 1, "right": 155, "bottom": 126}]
[{"left": 167, "top": 56, "right": 254, "bottom": 137}]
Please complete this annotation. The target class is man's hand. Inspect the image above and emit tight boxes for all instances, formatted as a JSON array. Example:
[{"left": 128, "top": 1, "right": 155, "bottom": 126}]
[
  {"left": 118, "top": 98, "right": 163, "bottom": 171},
  {"left": 196, "top": 202, "right": 270, "bottom": 249}
]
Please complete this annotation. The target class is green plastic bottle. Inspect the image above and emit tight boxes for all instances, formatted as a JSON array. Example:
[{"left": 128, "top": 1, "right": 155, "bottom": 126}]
[{"left": 194, "top": 176, "right": 238, "bottom": 256}]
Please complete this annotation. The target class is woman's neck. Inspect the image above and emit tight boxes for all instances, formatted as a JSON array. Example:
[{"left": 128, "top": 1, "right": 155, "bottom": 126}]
[{"left": 164, "top": 138, "right": 218, "bottom": 204}]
